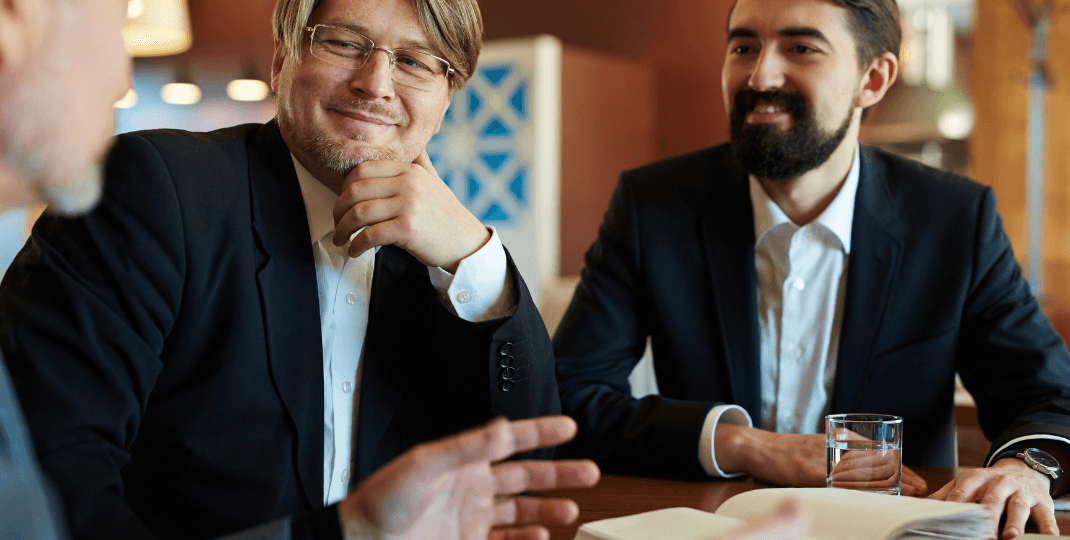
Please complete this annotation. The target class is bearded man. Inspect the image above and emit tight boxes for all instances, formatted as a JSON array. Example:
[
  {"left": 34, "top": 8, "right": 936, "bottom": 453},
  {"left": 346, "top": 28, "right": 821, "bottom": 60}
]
[{"left": 553, "top": 0, "right": 1070, "bottom": 538}]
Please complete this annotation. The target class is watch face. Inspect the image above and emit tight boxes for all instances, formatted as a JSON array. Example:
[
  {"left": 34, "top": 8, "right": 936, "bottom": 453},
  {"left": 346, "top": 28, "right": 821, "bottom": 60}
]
[{"left": 1025, "top": 449, "right": 1061, "bottom": 472}]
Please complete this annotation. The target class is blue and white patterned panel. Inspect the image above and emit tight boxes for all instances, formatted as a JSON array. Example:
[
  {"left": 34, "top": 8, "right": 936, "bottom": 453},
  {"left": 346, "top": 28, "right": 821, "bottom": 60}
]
[
  {"left": 427, "top": 63, "right": 532, "bottom": 227},
  {"left": 426, "top": 36, "right": 560, "bottom": 305}
]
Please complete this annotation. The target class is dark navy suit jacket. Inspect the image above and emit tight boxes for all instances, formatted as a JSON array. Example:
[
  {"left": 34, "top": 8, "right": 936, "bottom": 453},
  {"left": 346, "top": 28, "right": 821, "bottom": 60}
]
[
  {"left": 554, "top": 144, "right": 1070, "bottom": 478},
  {"left": 0, "top": 121, "right": 559, "bottom": 539}
]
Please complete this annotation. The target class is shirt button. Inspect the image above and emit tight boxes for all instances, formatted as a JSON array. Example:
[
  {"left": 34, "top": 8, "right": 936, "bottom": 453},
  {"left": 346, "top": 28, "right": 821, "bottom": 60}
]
[
  {"left": 341, "top": 468, "right": 349, "bottom": 482},
  {"left": 792, "top": 278, "right": 805, "bottom": 291},
  {"left": 342, "top": 381, "right": 353, "bottom": 393},
  {"left": 345, "top": 292, "right": 358, "bottom": 305},
  {"left": 456, "top": 290, "right": 472, "bottom": 304}
]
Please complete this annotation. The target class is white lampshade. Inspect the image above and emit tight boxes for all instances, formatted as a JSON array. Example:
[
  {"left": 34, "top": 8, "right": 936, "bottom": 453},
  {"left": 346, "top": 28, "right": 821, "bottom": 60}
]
[
  {"left": 161, "top": 82, "right": 201, "bottom": 105},
  {"left": 226, "top": 79, "right": 271, "bottom": 102},
  {"left": 123, "top": 0, "right": 192, "bottom": 57}
]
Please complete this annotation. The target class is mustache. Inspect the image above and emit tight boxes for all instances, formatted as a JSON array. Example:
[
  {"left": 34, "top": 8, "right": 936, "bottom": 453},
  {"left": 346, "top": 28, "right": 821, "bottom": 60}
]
[
  {"left": 733, "top": 88, "right": 807, "bottom": 116},
  {"left": 326, "top": 97, "right": 405, "bottom": 125}
]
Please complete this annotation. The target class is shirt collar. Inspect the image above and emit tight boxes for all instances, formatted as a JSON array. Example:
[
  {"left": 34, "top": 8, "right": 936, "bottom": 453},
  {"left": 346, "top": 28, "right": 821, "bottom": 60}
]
[
  {"left": 749, "top": 142, "right": 860, "bottom": 254},
  {"left": 292, "top": 154, "right": 339, "bottom": 245}
]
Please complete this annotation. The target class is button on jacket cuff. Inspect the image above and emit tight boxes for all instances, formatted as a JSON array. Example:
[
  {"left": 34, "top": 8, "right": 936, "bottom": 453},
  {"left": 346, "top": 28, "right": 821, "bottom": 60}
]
[
  {"left": 428, "top": 227, "right": 517, "bottom": 322},
  {"left": 699, "top": 405, "right": 753, "bottom": 478}
]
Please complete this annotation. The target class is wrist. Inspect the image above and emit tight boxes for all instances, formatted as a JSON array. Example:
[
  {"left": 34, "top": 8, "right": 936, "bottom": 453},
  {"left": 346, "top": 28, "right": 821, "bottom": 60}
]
[
  {"left": 443, "top": 226, "right": 491, "bottom": 274},
  {"left": 714, "top": 423, "right": 755, "bottom": 475}
]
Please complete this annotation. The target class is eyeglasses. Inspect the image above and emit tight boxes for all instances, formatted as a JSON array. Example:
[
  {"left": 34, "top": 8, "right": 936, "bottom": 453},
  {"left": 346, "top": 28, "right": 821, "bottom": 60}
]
[{"left": 305, "top": 24, "right": 454, "bottom": 92}]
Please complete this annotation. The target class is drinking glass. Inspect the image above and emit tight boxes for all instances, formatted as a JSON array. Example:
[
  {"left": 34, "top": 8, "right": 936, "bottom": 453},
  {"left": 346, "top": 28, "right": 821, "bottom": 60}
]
[{"left": 826, "top": 413, "right": 903, "bottom": 495}]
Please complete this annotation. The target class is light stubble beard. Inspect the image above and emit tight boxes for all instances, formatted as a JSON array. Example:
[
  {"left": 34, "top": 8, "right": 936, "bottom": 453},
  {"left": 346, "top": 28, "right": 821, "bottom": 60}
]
[{"left": 277, "top": 95, "right": 407, "bottom": 178}]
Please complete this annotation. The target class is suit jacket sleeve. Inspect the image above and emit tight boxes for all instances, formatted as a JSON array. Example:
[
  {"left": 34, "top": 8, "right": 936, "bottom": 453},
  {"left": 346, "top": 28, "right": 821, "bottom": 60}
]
[
  {"left": 0, "top": 133, "right": 187, "bottom": 538},
  {"left": 426, "top": 249, "right": 560, "bottom": 460},
  {"left": 553, "top": 173, "right": 720, "bottom": 478},
  {"left": 953, "top": 188, "right": 1070, "bottom": 461}
]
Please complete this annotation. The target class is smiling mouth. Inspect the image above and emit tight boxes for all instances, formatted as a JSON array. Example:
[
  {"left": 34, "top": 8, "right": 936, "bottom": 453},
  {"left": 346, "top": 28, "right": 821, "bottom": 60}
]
[{"left": 334, "top": 109, "right": 398, "bottom": 127}]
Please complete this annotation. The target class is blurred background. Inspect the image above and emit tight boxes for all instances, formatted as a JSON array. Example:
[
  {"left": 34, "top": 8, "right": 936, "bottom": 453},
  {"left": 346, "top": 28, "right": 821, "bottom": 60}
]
[{"left": 2, "top": 0, "right": 1068, "bottom": 465}]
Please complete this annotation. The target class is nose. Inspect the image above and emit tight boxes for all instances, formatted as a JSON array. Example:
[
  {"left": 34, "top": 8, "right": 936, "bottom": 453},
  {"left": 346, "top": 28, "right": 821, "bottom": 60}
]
[
  {"left": 349, "top": 48, "right": 395, "bottom": 100},
  {"left": 748, "top": 48, "right": 786, "bottom": 92}
]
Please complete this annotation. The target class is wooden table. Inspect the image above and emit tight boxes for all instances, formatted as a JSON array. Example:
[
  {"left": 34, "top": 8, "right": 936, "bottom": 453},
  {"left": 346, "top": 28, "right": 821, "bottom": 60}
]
[{"left": 543, "top": 468, "right": 1070, "bottom": 540}]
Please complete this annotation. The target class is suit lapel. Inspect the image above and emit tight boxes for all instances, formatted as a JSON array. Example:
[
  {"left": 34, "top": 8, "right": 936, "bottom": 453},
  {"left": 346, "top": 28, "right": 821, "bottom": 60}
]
[
  {"left": 831, "top": 148, "right": 904, "bottom": 412},
  {"left": 700, "top": 153, "right": 762, "bottom": 419},
  {"left": 248, "top": 121, "right": 323, "bottom": 509},
  {"left": 354, "top": 245, "right": 427, "bottom": 482}
]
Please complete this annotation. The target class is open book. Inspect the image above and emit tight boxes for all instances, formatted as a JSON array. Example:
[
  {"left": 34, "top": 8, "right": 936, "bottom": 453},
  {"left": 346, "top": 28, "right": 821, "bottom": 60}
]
[{"left": 573, "top": 488, "right": 991, "bottom": 540}]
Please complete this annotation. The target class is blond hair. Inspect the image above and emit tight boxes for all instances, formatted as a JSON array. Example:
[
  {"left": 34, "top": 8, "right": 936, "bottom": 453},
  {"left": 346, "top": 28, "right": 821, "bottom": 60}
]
[{"left": 272, "top": 0, "right": 483, "bottom": 89}]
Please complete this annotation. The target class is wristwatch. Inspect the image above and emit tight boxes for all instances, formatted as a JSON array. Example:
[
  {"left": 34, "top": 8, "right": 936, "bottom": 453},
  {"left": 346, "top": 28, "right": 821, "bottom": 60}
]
[{"left": 993, "top": 447, "right": 1063, "bottom": 497}]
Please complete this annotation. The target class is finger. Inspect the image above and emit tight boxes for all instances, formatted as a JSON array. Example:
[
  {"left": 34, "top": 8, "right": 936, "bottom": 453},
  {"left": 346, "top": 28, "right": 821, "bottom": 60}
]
[
  {"left": 488, "top": 526, "right": 550, "bottom": 540},
  {"left": 414, "top": 149, "right": 439, "bottom": 177},
  {"left": 404, "top": 417, "right": 514, "bottom": 478},
  {"left": 347, "top": 220, "right": 406, "bottom": 258},
  {"left": 332, "top": 198, "right": 402, "bottom": 248},
  {"left": 493, "top": 496, "right": 580, "bottom": 527},
  {"left": 929, "top": 479, "right": 958, "bottom": 501},
  {"left": 333, "top": 175, "right": 403, "bottom": 223},
  {"left": 507, "top": 416, "right": 580, "bottom": 455},
  {"left": 944, "top": 471, "right": 990, "bottom": 503},
  {"left": 1031, "top": 500, "right": 1060, "bottom": 536},
  {"left": 493, "top": 460, "right": 600, "bottom": 495},
  {"left": 1000, "top": 491, "right": 1034, "bottom": 539},
  {"left": 902, "top": 465, "right": 928, "bottom": 496}
]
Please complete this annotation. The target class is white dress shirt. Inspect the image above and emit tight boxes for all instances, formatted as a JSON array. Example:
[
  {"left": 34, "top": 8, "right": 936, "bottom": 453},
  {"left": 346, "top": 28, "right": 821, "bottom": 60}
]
[
  {"left": 291, "top": 156, "right": 516, "bottom": 504},
  {"left": 699, "top": 144, "right": 860, "bottom": 477}
]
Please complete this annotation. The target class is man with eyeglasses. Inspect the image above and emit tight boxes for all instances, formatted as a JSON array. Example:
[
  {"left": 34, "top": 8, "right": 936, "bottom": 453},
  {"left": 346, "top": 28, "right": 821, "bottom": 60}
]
[{"left": 0, "top": 0, "right": 564, "bottom": 538}]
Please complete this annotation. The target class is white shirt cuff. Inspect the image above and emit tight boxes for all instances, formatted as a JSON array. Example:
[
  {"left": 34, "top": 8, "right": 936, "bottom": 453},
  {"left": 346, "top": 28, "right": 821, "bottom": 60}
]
[
  {"left": 427, "top": 227, "right": 516, "bottom": 322},
  {"left": 986, "top": 434, "right": 1070, "bottom": 467},
  {"left": 699, "top": 405, "right": 753, "bottom": 478}
]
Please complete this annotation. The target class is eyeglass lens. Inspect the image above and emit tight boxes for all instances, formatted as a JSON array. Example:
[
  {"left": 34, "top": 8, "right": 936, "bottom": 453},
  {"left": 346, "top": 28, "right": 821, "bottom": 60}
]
[{"left": 308, "top": 25, "right": 450, "bottom": 91}]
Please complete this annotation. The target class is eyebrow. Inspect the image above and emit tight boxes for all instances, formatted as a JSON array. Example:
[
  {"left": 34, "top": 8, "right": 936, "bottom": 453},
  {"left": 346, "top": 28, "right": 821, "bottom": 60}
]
[
  {"left": 727, "top": 26, "right": 833, "bottom": 47},
  {"left": 320, "top": 20, "right": 437, "bottom": 54}
]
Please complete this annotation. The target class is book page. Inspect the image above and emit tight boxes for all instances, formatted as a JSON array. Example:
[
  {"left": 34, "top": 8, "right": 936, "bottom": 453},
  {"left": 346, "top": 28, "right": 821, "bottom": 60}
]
[
  {"left": 572, "top": 507, "right": 821, "bottom": 540},
  {"left": 715, "top": 488, "right": 989, "bottom": 540}
]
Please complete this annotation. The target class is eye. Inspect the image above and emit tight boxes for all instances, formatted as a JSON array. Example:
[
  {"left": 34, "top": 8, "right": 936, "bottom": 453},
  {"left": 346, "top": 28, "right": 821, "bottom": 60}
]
[
  {"left": 395, "top": 52, "right": 433, "bottom": 72},
  {"left": 791, "top": 44, "right": 818, "bottom": 54}
]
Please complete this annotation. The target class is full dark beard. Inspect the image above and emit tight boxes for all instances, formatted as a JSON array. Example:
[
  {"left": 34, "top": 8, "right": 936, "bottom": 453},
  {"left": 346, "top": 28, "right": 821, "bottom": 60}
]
[{"left": 729, "top": 88, "right": 853, "bottom": 181}]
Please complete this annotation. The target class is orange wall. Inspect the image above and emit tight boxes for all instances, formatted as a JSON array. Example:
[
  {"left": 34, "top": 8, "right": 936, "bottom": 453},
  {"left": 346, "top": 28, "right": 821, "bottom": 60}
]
[
  {"left": 972, "top": 0, "right": 1070, "bottom": 322},
  {"left": 481, "top": 0, "right": 734, "bottom": 160}
]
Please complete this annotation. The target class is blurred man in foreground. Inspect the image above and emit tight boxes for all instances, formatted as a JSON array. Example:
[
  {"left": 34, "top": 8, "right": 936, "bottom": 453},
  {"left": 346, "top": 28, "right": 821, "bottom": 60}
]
[
  {"left": 0, "top": 0, "right": 596, "bottom": 539},
  {"left": 554, "top": 0, "right": 1070, "bottom": 537}
]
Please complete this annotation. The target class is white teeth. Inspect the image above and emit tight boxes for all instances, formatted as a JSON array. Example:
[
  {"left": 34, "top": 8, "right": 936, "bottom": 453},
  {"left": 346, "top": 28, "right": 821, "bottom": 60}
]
[{"left": 755, "top": 104, "right": 782, "bottom": 114}]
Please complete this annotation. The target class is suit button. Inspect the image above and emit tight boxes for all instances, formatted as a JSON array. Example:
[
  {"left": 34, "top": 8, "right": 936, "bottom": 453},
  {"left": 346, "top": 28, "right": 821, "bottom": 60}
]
[
  {"left": 500, "top": 380, "right": 515, "bottom": 392},
  {"left": 499, "top": 342, "right": 513, "bottom": 356},
  {"left": 501, "top": 367, "right": 515, "bottom": 380},
  {"left": 499, "top": 355, "right": 513, "bottom": 368}
]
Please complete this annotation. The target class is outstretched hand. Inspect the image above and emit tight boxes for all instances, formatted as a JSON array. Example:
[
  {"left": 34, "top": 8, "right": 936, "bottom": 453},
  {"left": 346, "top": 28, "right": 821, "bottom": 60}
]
[{"left": 337, "top": 416, "right": 600, "bottom": 540}]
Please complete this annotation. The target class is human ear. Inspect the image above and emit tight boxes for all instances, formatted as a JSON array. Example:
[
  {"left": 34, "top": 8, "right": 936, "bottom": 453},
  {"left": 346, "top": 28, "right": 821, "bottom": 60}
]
[
  {"left": 857, "top": 51, "right": 899, "bottom": 110},
  {"left": 270, "top": 38, "right": 287, "bottom": 95}
]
